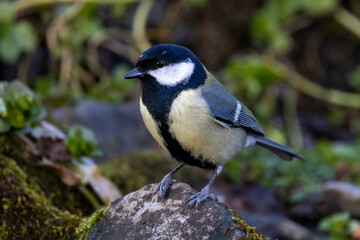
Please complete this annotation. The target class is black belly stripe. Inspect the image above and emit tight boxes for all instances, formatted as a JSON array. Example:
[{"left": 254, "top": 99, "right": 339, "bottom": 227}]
[
  {"left": 139, "top": 65, "right": 212, "bottom": 169},
  {"left": 159, "top": 121, "right": 216, "bottom": 170}
]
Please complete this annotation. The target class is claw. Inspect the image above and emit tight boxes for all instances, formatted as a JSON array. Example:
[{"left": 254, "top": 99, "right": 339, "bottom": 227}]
[
  {"left": 185, "top": 186, "right": 218, "bottom": 207},
  {"left": 153, "top": 173, "right": 176, "bottom": 199}
]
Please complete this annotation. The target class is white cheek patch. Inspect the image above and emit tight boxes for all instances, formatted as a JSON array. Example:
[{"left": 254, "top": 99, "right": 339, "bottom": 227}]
[{"left": 147, "top": 59, "right": 195, "bottom": 87}]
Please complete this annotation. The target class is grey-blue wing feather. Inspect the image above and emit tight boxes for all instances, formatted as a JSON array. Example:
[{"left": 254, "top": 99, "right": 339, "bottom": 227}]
[
  {"left": 201, "top": 71, "right": 265, "bottom": 135},
  {"left": 201, "top": 70, "right": 305, "bottom": 161}
]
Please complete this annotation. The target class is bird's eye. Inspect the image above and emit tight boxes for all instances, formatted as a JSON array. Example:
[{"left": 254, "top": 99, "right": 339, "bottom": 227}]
[{"left": 156, "top": 60, "right": 165, "bottom": 68}]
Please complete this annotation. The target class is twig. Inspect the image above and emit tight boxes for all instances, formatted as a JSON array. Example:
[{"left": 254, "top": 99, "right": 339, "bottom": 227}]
[
  {"left": 333, "top": 7, "right": 360, "bottom": 40},
  {"left": 17, "top": 56, "right": 30, "bottom": 84},
  {"left": 102, "top": 40, "right": 140, "bottom": 64},
  {"left": 46, "top": 1, "right": 84, "bottom": 53},
  {"left": 15, "top": 0, "right": 139, "bottom": 12},
  {"left": 133, "top": 0, "right": 153, "bottom": 52},
  {"left": 78, "top": 185, "right": 102, "bottom": 209},
  {"left": 273, "top": 58, "right": 360, "bottom": 108},
  {"left": 59, "top": 50, "right": 73, "bottom": 86},
  {"left": 87, "top": 28, "right": 138, "bottom": 76},
  {"left": 283, "top": 87, "right": 303, "bottom": 148}
]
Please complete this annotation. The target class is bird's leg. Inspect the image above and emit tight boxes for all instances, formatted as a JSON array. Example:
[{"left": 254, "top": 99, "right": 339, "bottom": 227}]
[
  {"left": 186, "top": 166, "right": 223, "bottom": 207},
  {"left": 153, "top": 163, "right": 185, "bottom": 199}
]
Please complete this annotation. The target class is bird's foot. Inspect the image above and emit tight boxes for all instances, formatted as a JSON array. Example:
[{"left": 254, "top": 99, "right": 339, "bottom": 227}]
[
  {"left": 153, "top": 173, "right": 176, "bottom": 199},
  {"left": 186, "top": 185, "right": 218, "bottom": 207}
]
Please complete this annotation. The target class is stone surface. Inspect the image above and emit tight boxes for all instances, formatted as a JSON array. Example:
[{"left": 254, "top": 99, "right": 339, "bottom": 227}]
[
  {"left": 323, "top": 181, "right": 360, "bottom": 217},
  {"left": 88, "top": 183, "right": 268, "bottom": 240},
  {"left": 240, "top": 212, "right": 314, "bottom": 240},
  {"left": 52, "top": 100, "right": 156, "bottom": 162}
]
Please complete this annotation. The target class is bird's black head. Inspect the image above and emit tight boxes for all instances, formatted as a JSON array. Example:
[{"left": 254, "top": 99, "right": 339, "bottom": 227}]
[
  {"left": 124, "top": 44, "right": 206, "bottom": 89},
  {"left": 124, "top": 44, "right": 207, "bottom": 122}
]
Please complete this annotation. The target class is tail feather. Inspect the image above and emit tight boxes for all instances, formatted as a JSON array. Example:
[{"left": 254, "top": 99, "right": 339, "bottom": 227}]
[{"left": 253, "top": 135, "right": 306, "bottom": 161}]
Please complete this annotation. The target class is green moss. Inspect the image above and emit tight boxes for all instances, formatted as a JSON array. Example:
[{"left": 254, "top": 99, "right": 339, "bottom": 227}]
[
  {"left": 0, "top": 133, "right": 96, "bottom": 239},
  {"left": 224, "top": 205, "right": 269, "bottom": 240},
  {"left": 0, "top": 134, "right": 94, "bottom": 215},
  {"left": 75, "top": 205, "right": 110, "bottom": 240},
  {"left": 0, "top": 157, "right": 81, "bottom": 239},
  {"left": 100, "top": 150, "right": 172, "bottom": 194}
]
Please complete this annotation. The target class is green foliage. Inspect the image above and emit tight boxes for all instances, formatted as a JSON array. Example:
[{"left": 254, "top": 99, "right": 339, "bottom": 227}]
[
  {"left": 319, "top": 212, "right": 359, "bottom": 240},
  {"left": 66, "top": 126, "right": 102, "bottom": 160},
  {"left": 0, "top": 132, "right": 96, "bottom": 239},
  {"left": 224, "top": 137, "right": 360, "bottom": 202},
  {"left": 251, "top": 0, "right": 337, "bottom": 53},
  {"left": 33, "top": 74, "right": 77, "bottom": 106},
  {"left": 0, "top": 81, "right": 46, "bottom": 132},
  {"left": 184, "top": 0, "right": 208, "bottom": 7},
  {"left": 222, "top": 55, "right": 284, "bottom": 122},
  {"left": 88, "top": 65, "right": 134, "bottom": 102},
  {"left": 54, "top": 4, "right": 102, "bottom": 58},
  {"left": 224, "top": 55, "right": 283, "bottom": 100},
  {"left": 0, "top": 2, "right": 37, "bottom": 63},
  {"left": 347, "top": 66, "right": 360, "bottom": 91},
  {"left": 75, "top": 205, "right": 109, "bottom": 240}
]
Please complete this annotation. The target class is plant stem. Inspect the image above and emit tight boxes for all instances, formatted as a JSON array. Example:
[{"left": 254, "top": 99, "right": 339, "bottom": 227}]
[
  {"left": 274, "top": 59, "right": 360, "bottom": 108},
  {"left": 133, "top": 0, "right": 153, "bottom": 52},
  {"left": 333, "top": 7, "right": 360, "bottom": 40},
  {"left": 15, "top": 0, "right": 139, "bottom": 12}
]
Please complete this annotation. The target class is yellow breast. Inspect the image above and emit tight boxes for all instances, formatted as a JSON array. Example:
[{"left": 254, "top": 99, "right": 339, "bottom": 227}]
[
  {"left": 168, "top": 89, "right": 247, "bottom": 166},
  {"left": 139, "top": 98, "right": 167, "bottom": 151}
]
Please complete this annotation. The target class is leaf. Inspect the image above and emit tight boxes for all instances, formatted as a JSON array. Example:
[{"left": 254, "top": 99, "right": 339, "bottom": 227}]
[
  {"left": 0, "top": 81, "right": 46, "bottom": 131},
  {"left": 0, "top": 119, "right": 10, "bottom": 133},
  {"left": 0, "top": 97, "right": 7, "bottom": 117},
  {"left": 7, "top": 80, "right": 34, "bottom": 100},
  {"left": 14, "top": 22, "right": 37, "bottom": 53},
  {"left": 0, "top": 2, "right": 15, "bottom": 24},
  {"left": 0, "top": 24, "right": 21, "bottom": 63},
  {"left": 302, "top": 0, "right": 338, "bottom": 15},
  {"left": 319, "top": 212, "right": 356, "bottom": 239},
  {"left": 0, "top": 21, "right": 37, "bottom": 63},
  {"left": 66, "top": 126, "right": 102, "bottom": 160}
]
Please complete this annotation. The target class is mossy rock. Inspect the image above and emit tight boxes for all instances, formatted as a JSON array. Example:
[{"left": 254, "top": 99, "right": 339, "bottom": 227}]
[
  {"left": 0, "top": 133, "right": 107, "bottom": 239},
  {"left": 87, "top": 183, "right": 269, "bottom": 240}
]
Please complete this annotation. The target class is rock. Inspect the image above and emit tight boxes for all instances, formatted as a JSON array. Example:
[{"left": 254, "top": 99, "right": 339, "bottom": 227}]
[
  {"left": 323, "top": 181, "right": 360, "bottom": 217},
  {"left": 222, "top": 185, "right": 286, "bottom": 214},
  {"left": 289, "top": 194, "right": 341, "bottom": 222},
  {"left": 88, "top": 183, "right": 269, "bottom": 240},
  {"left": 52, "top": 100, "right": 156, "bottom": 162},
  {"left": 239, "top": 212, "right": 314, "bottom": 240}
]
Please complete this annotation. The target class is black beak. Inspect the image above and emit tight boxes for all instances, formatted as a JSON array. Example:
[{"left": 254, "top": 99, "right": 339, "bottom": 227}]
[{"left": 123, "top": 68, "right": 144, "bottom": 79}]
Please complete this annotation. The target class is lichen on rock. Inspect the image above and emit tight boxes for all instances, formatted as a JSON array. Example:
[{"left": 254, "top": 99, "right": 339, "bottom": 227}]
[{"left": 88, "top": 183, "right": 269, "bottom": 240}]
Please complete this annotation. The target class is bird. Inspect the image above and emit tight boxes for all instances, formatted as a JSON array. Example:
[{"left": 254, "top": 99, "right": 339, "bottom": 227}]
[{"left": 124, "top": 44, "right": 305, "bottom": 207}]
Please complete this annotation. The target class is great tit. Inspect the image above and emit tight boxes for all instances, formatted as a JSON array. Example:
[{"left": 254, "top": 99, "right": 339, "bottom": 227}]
[{"left": 124, "top": 44, "right": 305, "bottom": 207}]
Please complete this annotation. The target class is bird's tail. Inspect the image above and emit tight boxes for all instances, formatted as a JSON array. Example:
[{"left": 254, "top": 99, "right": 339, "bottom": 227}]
[{"left": 252, "top": 135, "right": 306, "bottom": 161}]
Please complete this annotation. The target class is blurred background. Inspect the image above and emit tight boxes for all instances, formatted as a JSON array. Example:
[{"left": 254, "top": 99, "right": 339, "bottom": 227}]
[{"left": 1, "top": 0, "right": 360, "bottom": 239}]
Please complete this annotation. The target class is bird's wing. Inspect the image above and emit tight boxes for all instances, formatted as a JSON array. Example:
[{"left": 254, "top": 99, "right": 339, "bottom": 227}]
[{"left": 201, "top": 70, "right": 265, "bottom": 136}]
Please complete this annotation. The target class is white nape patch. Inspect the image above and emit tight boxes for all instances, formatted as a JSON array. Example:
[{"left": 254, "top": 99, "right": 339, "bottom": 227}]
[
  {"left": 233, "top": 102, "right": 242, "bottom": 122},
  {"left": 147, "top": 58, "right": 195, "bottom": 87}
]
